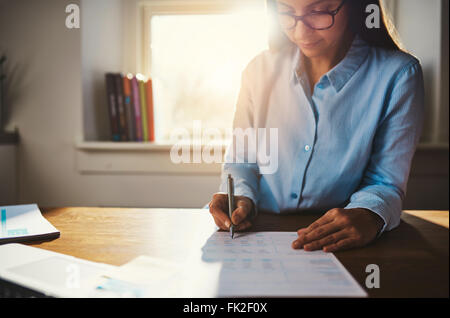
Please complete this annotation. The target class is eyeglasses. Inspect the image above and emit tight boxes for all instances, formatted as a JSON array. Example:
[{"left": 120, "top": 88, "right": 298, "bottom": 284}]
[{"left": 277, "top": 0, "right": 347, "bottom": 30}]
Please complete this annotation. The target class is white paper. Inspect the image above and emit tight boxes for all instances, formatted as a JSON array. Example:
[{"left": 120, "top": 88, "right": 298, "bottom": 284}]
[
  {"left": 98, "top": 232, "right": 368, "bottom": 297},
  {"left": 194, "top": 231, "right": 367, "bottom": 297},
  {"left": 0, "top": 204, "right": 59, "bottom": 241},
  {"left": 0, "top": 243, "right": 116, "bottom": 298},
  {"left": 94, "top": 256, "right": 184, "bottom": 297}
]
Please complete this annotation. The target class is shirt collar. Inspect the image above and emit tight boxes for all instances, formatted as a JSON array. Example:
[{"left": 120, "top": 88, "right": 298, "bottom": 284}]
[
  {"left": 290, "top": 34, "right": 370, "bottom": 92},
  {"left": 290, "top": 45, "right": 301, "bottom": 84}
]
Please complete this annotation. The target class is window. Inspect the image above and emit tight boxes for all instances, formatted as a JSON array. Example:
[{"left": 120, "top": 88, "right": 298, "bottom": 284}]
[{"left": 142, "top": 1, "right": 269, "bottom": 141}]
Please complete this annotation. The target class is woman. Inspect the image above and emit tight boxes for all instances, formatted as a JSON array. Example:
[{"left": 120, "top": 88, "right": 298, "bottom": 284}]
[{"left": 208, "top": 0, "right": 424, "bottom": 252}]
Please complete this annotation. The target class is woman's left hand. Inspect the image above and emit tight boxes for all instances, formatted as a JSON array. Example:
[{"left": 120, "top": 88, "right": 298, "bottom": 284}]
[{"left": 292, "top": 208, "right": 385, "bottom": 253}]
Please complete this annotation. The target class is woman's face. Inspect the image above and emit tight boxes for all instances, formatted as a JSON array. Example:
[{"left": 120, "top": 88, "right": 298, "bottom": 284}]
[{"left": 276, "top": 0, "right": 350, "bottom": 58}]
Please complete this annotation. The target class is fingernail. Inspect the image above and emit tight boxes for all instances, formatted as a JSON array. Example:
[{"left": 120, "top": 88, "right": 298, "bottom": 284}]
[
  {"left": 225, "top": 220, "right": 231, "bottom": 228},
  {"left": 292, "top": 241, "right": 300, "bottom": 249}
]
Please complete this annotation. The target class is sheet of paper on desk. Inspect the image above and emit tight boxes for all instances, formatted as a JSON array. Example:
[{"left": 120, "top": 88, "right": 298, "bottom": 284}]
[
  {"left": 92, "top": 232, "right": 367, "bottom": 297},
  {"left": 0, "top": 204, "right": 60, "bottom": 243},
  {"left": 195, "top": 231, "right": 367, "bottom": 297},
  {"left": 94, "top": 256, "right": 184, "bottom": 297}
]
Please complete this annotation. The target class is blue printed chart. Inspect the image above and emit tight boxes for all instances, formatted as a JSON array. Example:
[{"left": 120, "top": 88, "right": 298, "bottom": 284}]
[{"left": 1, "top": 208, "right": 29, "bottom": 237}]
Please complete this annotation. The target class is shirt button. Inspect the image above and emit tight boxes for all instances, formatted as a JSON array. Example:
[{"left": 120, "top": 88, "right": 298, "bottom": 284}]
[
  {"left": 291, "top": 193, "right": 298, "bottom": 199},
  {"left": 304, "top": 144, "right": 311, "bottom": 152}
]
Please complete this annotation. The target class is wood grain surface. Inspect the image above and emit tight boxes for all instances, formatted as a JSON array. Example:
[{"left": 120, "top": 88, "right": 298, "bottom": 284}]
[{"left": 26, "top": 208, "right": 449, "bottom": 298}]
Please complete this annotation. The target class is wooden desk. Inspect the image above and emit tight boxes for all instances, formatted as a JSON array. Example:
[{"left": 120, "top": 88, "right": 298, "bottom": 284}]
[{"left": 28, "top": 208, "right": 449, "bottom": 298}]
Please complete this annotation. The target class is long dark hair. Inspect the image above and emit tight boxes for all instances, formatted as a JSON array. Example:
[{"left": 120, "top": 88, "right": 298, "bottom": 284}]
[{"left": 267, "top": 0, "right": 403, "bottom": 51}]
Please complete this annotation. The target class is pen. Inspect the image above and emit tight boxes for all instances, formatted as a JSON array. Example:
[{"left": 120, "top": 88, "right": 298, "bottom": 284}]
[{"left": 227, "top": 174, "right": 235, "bottom": 239}]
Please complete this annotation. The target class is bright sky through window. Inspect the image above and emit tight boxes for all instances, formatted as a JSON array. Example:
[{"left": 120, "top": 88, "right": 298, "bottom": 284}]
[{"left": 150, "top": 10, "right": 269, "bottom": 141}]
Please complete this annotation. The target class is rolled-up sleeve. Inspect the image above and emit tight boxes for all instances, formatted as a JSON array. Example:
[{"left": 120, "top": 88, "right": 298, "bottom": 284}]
[
  {"left": 219, "top": 65, "right": 260, "bottom": 213},
  {"left": 344, "top": 60, "right": 425, "bottom": 234}
]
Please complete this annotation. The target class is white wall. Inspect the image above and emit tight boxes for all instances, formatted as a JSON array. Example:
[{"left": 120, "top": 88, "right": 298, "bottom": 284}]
[
  {"left": 0, "top": 144, "right": 17, "bottom": 205},
  {"left": 0, "top": 0, "right": 84, "bottom": 206},
  {"left": 82, "top": 0, "right": 124, "bottom": 141},
  {"left": 393, "top": 0, "right": 448, "bottom": 143},
  {"left": 0, "top": 0, "right": 220, "bottom": 208},
  {"left": 439, "top": 0, "right": 449, "bottom": 143}
]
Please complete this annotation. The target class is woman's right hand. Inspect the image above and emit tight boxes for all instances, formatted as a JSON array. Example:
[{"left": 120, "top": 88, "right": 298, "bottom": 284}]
[{"left": 208, "top": 193, "right": 255, "bottom": 231}]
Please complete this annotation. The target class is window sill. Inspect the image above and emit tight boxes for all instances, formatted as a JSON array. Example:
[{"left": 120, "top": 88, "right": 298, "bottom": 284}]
[
  {"left": 75, "top": 140, "right": 448, "bottom": 175},
  {"left": 75, "top": 140, "right": 227, "bottom": 175},
  {"left": 77, "top": 140, "right": 183, "bottom": 152},
  {"left": 416, "top": 142, "right": 449, "bottom": 151}
]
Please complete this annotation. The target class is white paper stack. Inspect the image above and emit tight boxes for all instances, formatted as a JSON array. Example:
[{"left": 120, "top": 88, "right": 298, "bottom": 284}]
[{"left": 0, "top": 204, "right": 60, "bottom": 244}]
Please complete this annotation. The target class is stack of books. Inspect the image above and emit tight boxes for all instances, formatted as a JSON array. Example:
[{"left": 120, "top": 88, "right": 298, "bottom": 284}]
[{"left": 105, "top": 73, "right": 155, "bottom": 142}]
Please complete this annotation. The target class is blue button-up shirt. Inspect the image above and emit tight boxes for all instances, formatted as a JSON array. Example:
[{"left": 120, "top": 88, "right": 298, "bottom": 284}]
[{"left": 219, "top": 35, "right": 425, "bottom": 234}]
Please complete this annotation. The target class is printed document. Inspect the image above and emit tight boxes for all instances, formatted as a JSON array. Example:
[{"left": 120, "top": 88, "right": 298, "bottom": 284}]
[{"left": 194, "top": 231, "right": 367, "bottom": 297}]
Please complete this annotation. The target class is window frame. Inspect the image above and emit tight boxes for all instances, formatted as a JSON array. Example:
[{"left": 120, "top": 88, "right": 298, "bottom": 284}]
[
  {"left": 139, "top": 0, "right": 267, "bottom": 78},
  {"left": 136, "top": 0, "right": 268, "bottom": 142}
]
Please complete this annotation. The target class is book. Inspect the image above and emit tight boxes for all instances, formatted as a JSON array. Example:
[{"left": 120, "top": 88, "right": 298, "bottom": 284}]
[
  {"left": 131, "top": 76, "right": 143, "bottom": 141},
  {"left": 146, "top": 78, "right": 155, "bottom": 142},
  {"left": 123, "top": 74, "right": 136, "bottom": 141},
  {"left": 114, "top": 73, "right": 128, "bottom": 141},
  {"left": 0, "top": 204, "right": 60, "bottom": 244},
  {"left": 137, "top": 75, "right": 148, "bottom": 141},
  {"left": 105, "top": 73, "right": 120, "bottom": 141}
]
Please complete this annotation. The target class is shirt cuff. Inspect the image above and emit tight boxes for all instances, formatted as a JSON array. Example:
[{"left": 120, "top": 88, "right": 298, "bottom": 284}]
[
  {"left": 345, "top": 199, "right": 392, "bottom": 237},
  {"left": 217, "top": 188, "right": 258, "bottom": 220},
  {"left": 220, "top": 163, "right": 259, "bottom": 217}
]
